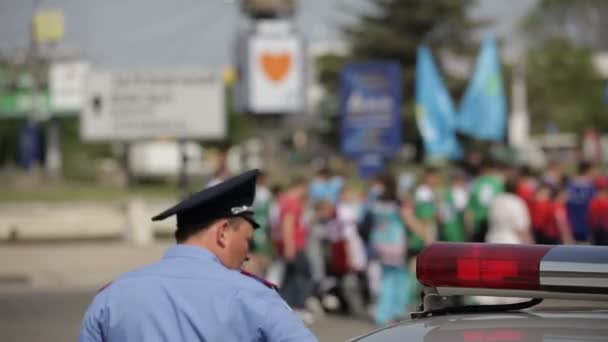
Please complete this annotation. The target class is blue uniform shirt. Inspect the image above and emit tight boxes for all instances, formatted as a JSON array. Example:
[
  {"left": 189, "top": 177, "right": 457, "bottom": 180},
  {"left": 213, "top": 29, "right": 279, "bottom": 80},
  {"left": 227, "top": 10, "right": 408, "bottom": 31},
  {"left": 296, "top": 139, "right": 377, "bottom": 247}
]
[{"left": 78, "top": 245, "right": 318, "bottom": 342}]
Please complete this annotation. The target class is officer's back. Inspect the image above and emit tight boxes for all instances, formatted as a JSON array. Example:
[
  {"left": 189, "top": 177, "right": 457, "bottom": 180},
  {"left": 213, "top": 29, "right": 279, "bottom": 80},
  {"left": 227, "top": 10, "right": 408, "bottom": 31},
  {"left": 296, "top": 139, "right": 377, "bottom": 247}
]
[{"left": 78, "top": 170, "right": 317, "bottom": 342}]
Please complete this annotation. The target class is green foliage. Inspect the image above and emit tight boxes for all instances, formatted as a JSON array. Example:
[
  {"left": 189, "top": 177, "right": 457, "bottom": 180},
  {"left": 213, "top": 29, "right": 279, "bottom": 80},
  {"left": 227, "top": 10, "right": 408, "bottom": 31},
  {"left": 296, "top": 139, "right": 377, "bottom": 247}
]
[
  {"left": 523, "top": 0, "right": 608, "bottom": 134},
  {"left": 0, "top": 118, "right": 21, "bottom": 166},
  {"left": 58, "top": 117, "right": 113, "bottom": 181},
  {"left": 523, "top": 0, "right": 608, "bottom": 50},
  {"left": 316, "top": 0, "right": 485, "bottom": 144},
  {"left": 0, "top": 116, "right": 114, "bottom": 180},
  {"left": 316, "top": 54, "right": 347, "bottom": 94},
  {"left": 225, "top": 86, "right": 254, "bottom": 146},
  {"left": 525, "top": 38, "right": 606, "bottom": 134}
]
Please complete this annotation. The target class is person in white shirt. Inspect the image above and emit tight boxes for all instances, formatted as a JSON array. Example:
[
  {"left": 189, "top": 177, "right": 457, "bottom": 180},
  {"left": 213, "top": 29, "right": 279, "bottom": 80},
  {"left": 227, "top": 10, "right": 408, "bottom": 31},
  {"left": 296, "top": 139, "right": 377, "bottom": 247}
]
[
  {"left": 481, "top": 177, "right": 534, "bottom": 306},
  {"left": 487, "top": 178, "right": 534, "bottom": 245}
]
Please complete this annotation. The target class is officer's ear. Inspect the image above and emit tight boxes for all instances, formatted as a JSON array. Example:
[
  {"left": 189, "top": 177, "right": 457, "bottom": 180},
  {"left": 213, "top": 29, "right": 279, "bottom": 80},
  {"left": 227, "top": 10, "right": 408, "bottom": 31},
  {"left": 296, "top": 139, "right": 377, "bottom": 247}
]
[{"left": 216, "top": 219, "right": 230, "bottom": 247}]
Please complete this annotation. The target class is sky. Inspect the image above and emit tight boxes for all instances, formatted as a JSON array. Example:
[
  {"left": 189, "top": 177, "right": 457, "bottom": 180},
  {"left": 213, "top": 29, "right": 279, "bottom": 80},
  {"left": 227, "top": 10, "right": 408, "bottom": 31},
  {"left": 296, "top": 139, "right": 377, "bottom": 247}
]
[{"left": 0, "top": 0, "right": 538, "bottom": 68}]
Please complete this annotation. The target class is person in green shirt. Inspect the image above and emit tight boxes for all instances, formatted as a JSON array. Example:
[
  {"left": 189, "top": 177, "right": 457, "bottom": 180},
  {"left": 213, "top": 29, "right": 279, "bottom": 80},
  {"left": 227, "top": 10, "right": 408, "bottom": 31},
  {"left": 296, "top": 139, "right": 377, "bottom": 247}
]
[
  {"left": 407, "top": 167, "right": 440, "bottom": 307},
  {"left": 439, "top": 170, "right": 469, "bottom": 242},
  {"left": 411, "top": 167, "right": 440, "bottom": 253},
  {"left": 465, "top": 159, "right": 504, "bottom": 242},
  {"left": 245, "top": 171, "right": 275, "bottom": 276}
]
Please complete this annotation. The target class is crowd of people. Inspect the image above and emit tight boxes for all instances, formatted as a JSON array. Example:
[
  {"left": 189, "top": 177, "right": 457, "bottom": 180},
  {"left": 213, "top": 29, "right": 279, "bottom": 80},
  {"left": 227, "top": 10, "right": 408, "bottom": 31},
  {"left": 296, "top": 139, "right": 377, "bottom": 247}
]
[{"left": 211, "top": 157, "right": 608, "bottom": 327}]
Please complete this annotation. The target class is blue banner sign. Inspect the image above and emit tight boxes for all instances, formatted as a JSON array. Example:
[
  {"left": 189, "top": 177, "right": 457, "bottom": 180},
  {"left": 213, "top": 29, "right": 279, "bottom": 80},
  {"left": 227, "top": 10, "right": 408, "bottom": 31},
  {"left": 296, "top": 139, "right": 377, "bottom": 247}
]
[
  {"left": 357, "top": 153, "right": 385, "bottom": 179},
  {"left": 340, "top": 62, "right": 402, "bottom": 157}
]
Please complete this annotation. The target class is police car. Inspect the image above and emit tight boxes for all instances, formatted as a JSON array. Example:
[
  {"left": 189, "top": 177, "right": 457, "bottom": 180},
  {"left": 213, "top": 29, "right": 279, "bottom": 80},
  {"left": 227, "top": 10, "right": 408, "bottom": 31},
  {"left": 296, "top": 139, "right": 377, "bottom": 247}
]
[{"left": 349, "top": 242, "right": 608, "bottom": 341}]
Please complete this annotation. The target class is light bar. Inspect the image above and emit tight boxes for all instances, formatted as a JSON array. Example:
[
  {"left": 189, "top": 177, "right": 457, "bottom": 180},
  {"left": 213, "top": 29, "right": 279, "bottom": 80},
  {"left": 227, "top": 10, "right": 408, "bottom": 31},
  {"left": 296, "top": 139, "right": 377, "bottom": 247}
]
[{"left": 417, "top": 243, "right": 608, "bottom": 300}]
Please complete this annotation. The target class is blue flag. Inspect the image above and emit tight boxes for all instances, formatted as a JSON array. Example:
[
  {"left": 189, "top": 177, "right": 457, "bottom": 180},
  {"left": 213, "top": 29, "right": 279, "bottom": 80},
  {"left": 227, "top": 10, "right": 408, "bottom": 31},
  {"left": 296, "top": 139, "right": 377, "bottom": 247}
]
[
  {"left": 415, "top": 46, "right": 462, "bottom": 160},
  {"left": 457, "top": 36, "right": 507, "bottom": 141}
]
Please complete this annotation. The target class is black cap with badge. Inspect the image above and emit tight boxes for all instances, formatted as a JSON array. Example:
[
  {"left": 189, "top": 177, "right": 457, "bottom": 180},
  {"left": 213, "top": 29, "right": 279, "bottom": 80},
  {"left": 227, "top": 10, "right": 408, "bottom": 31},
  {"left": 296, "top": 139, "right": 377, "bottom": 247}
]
[{"left": 152, "top": 169, "right": 260, "bottom": 231}]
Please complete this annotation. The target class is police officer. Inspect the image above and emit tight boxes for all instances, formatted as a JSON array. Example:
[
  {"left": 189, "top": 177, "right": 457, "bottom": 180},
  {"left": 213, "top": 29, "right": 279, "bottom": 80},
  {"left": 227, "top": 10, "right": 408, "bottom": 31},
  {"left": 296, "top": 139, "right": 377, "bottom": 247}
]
[{"left": 78, "top": 169, "right": 318, "bottom": 342}]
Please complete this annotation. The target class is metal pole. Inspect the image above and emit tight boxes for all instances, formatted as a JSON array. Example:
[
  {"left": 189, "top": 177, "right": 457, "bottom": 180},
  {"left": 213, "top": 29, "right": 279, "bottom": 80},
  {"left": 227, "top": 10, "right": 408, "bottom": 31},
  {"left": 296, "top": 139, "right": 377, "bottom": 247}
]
[
  {"left": 123, "top": 142, "right": 133, "bottom": 188},
  {"left": 27, "top": 0, "right": 42, "bottom": 173},
  {"left": 45, "top": 117, "right": 62, "bottom": 180},
  {"left": 508, "top": 62, "right": 529, "bottom": 148},
  {"left": 30, "top": 1, "right": 63, "bottom": 180},
  {"left": 178, "top": 140, "right": 190, "bottom": 198}
]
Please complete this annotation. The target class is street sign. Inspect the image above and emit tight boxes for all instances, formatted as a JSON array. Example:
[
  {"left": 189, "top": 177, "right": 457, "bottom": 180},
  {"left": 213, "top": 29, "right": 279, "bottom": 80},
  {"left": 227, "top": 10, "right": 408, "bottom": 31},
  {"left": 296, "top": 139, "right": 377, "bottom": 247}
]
[
  {"left": 50, "top": 61, "right": 89, "bottom": 112},
  {"left": 81, "top": 69, "right": 226, "bottom": 141},
  {"left": 0, "top": 91, "right": 52, "bottom": 119},
  {"left": 33, "top": 9, "right": 64, "bottom": 44}
]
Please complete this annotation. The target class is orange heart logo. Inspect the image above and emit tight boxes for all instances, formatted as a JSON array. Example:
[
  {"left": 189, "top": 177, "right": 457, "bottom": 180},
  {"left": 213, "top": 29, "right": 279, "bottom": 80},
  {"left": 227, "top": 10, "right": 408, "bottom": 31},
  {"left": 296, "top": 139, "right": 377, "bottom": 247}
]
[{"left": 260, "top": 53, "right": 292, "bottom": 82}]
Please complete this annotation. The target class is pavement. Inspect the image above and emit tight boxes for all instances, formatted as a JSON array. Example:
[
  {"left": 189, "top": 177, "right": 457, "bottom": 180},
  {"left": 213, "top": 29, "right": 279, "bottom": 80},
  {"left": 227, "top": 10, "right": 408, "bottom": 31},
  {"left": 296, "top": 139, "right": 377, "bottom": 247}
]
[
  {"left": 0, "top": 241, "right": 171, "bottom": 289},
  {"left": 1, "top": 241, "right": 606, "bottom": 341},
  {"left": 0, "top": 241, "right": 376, "bottom": 341},
  {"left": 0, "top": 200, "right": 176, "bottom": 241},
  {"left": 0, "top": 287, "right": 375, "bottom": 342}
]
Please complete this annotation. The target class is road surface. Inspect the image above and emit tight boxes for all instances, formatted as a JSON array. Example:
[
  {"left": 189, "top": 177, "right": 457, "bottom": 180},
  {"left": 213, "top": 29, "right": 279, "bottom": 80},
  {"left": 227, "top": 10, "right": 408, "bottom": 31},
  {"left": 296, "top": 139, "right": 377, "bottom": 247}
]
[{"left": 0, "top": 287, "right": 375, "bottom": 342}]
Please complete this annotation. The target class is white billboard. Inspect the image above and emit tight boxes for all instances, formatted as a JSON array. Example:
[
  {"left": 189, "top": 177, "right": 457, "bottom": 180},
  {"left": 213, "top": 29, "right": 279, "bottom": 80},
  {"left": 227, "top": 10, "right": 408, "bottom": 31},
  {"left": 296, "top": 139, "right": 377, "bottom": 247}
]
[
  {"left": 247, "top": 35, "right": 305, "bottom": 114},
  {"left": 50, "top": 61, "right": 89, "bottom": 112},
  {"left": 81, "top": 69, "right": 226, "bottom": 141}
]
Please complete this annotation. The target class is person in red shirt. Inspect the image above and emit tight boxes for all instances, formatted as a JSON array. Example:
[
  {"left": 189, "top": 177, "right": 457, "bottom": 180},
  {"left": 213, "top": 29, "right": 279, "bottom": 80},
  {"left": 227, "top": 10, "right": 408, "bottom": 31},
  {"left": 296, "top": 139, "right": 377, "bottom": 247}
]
[
  {"left": 516, "top": 166, "right": 537, "bottom": 214},
  {"left": 277, "top": 177, "right": 312, "bottom": 314},
  {"left": 553, "top": 183, "right": 575, "bottom": 245},
  {"left": 588, "top": 177, "right": 608, "bottom": 245},
  {"left": 531, "top": 183, "right": 561, "bottom": 244}
]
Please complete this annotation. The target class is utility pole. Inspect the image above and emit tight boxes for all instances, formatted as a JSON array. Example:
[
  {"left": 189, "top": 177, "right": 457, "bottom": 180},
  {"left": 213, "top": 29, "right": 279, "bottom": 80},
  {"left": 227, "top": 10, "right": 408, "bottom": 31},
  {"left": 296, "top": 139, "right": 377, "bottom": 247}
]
[
  {"left": 508, "top": 62, "right": 529, "bottom": 148},
  {"left": 178, "top": 140, "right": 191, "bottom": 198},
  {"left": 25, "top": 0, "right": 42, "bottom": 174},
  {"left": 30, "top": 3, "right": 64, "bottom": 181}
]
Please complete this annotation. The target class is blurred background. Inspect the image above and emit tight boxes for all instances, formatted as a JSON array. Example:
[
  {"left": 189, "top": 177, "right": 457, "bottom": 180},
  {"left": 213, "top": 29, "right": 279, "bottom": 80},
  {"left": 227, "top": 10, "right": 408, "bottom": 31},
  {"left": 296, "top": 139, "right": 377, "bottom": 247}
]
[{"left": 1, "top": 0, "right": 608, "bottom": 341}]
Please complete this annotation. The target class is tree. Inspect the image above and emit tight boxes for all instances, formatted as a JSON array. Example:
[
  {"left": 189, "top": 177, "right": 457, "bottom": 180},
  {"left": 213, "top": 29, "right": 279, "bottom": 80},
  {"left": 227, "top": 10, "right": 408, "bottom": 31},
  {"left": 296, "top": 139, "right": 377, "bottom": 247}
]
[
  {"left": 344, "top": 0, "right": 480, "bottom": 94},
  {"left": 524, "top": 0, "right": 608, "bottom": 50},
  {"left": 523, "top": 1, "right": 608, "bottom": 134},
  {"left": 525, "top": 39, "right": 607, "bottom": 134},
  {"left": 316, "top": 0, "right": 486, "bottom": 147}
]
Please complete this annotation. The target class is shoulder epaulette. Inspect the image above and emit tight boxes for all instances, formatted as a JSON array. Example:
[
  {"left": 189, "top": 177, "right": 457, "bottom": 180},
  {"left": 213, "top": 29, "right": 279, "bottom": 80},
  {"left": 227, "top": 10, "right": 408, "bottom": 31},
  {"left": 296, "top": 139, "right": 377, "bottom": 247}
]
[
  {"left": 97, "top": 281, "right": 113, "bottom": 293},
  {"left": 240, "top": 270, "right": 279, "bottom": 291}
]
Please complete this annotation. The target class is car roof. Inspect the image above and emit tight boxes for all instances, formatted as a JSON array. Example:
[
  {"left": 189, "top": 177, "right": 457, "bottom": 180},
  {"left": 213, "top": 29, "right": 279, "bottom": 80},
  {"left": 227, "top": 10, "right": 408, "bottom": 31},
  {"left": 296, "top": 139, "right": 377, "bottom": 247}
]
[{"left": 350, "top": 309, "right": 608, "bottom": 342}]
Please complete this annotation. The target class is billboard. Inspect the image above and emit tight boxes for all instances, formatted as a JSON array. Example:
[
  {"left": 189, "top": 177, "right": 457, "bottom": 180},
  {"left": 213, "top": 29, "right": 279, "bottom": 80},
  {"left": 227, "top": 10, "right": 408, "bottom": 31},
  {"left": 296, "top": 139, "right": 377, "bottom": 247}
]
[
  {"left": 340, "top": 62, "right": 402, "bottom": 157},
  {"left": 238, "top": 33, "right": 306, "bottom": 114},
  {"left": 81, "top": 69, "right": 226, "bottom": 141}
]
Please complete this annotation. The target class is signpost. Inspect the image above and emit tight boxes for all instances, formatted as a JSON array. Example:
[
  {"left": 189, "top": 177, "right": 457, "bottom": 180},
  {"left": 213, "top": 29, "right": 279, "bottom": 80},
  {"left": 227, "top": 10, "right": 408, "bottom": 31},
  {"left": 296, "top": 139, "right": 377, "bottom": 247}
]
[
  {"left": 31, "top": 8, "right": 65, "bottom": 179},
  {"left": 235, "top": 1, "right": 305, "bottom": 177}
]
